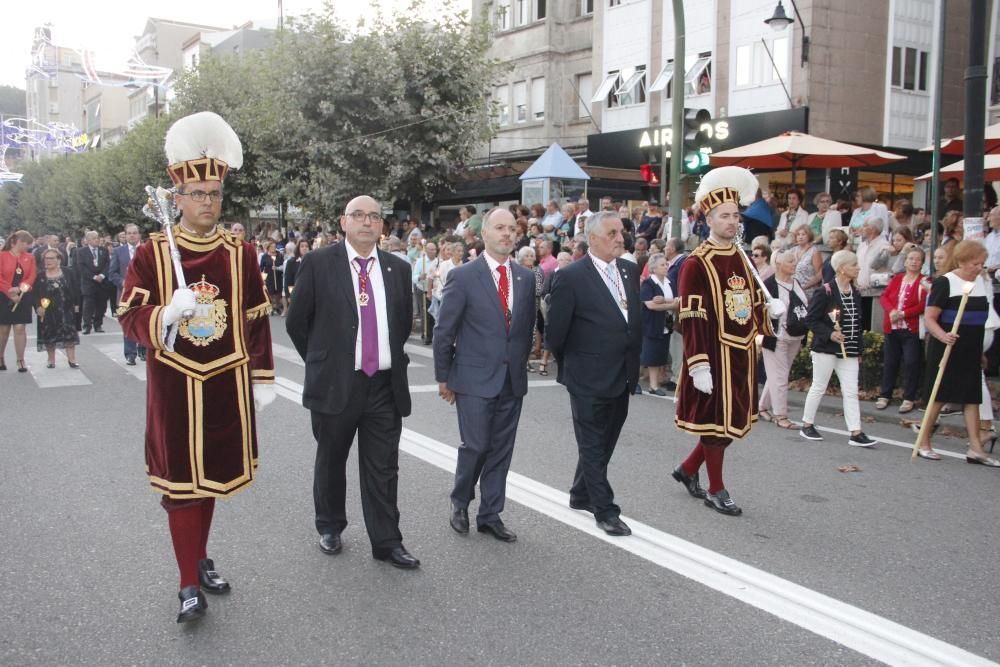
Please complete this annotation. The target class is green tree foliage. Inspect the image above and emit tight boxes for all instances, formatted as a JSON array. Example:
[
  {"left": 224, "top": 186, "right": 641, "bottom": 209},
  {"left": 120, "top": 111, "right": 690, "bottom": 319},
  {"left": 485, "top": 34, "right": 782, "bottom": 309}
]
[
  {"left": 0, "top": 85, "right": 27, "bottom": 116},
  {"left": 1, "top": 1, "right": 498, "bottom": 236}
]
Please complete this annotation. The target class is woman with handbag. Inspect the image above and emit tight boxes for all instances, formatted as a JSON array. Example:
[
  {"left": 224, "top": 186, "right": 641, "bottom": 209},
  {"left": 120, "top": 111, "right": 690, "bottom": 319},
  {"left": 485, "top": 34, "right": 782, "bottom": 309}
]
[
  {"left": 875, "top": 247, "right": 929, "bottom": 414},
  {"left": 759, "top": 250, "right": 809, "bottom": 429},
  {"left": 798, "top": 250, "right": 877, "bottom": 447},
  {"left": 639, "top": 253, "right": 677, "bottom": 395}
]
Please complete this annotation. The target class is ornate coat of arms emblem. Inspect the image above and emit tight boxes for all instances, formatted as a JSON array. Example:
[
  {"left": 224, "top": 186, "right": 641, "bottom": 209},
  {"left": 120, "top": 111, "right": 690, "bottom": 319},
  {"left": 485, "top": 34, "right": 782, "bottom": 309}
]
[
  {"left": 178, "top": 275, "right": 228, "bottom": 346},
  {"left": 724, "top": 273, "right": 752, "bottom": 325}
]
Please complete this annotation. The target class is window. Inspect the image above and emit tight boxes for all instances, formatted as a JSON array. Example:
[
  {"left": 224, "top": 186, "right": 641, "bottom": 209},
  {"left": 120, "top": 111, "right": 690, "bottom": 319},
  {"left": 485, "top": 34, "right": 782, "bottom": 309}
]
[
  {"left": 609, "top": 0, "right": 622, "bottom": 6},
  {"left": 576, "top": 73, "right": 593, "bottom": 118},
  {"left": 650, "top": 60, "right": 674, "bottom": 97},
  {"left": 495, "top": 84, "right": 509, "bottom": 124},
  {"left": 735, "top": 45, "right": 751, "bottom": 87},
  {"left": 591, "top": 71, "right": 619, "bottom": 103},
  {"left": 515, "top": 0, "right": 529, "bottom": 26},
  {"left": 580, "top": 0, "right": 594, "bottom": 16},
  {"left": 531, "top": 77, "right": 545, "bottom": 120},
  {"left": 513, "top": 81, "right": 527, "bottom": 122},
  {"left": 612, "top": 65, "right": 646, "bottom": 107},
  {"left": 496, "top": 0, "right": 511, "bottom": 30},
  {"left": 684, "top": 53, "right": 711, "bottom": 96},
  {"left": 891, "top": 45, "right": 929, "bottom": 92},
  {"left": 536, "top": 0, "right": 546, "bottom": 19},
  {"left": 769, "top": 38, "right": 788, "bottom": 81}
]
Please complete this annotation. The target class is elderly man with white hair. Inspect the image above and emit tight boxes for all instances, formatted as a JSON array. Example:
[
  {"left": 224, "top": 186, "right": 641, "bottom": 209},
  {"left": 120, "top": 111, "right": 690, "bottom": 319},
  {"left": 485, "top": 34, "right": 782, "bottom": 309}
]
[{"left": 855, "top": 216, "right": 890, "bottom": 289}]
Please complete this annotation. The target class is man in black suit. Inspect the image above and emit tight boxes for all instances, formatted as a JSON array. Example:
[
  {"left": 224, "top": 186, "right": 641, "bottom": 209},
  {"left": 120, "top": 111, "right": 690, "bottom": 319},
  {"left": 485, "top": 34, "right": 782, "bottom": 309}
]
[
  {"left": 545, "top": 211, "right": 641, "bottom": 536},
  {"left": 77, "top": 230, "right": 111, "bottom": 334},
  {"left": 433, "top": 208, "right": 535, "bottom": 542},
  {"left": 286, "top": 195, "right": 419, "bottom": 570}
]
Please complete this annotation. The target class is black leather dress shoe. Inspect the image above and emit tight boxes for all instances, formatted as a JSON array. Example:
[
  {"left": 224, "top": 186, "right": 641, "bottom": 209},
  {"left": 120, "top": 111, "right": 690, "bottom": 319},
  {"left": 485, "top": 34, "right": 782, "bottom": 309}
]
[
  {"left": 450, "top": 504, "right": 469, "bottom": 534},
  {"left": 477, "top": 519, "right": 517, "bottom": 542},
  {"left": 597, "top": 517, "right": 632, "bottom": 536},
  {"left": 374, "top": 546, "right": 420, "bottom": 569},
  {"left": 198, "top": 558, "right": 231, "bottom": 594},
  {"left": 704, "top": 489, "right": 743, "bottom": 516},
  {"left": 671, "top": 467, "right": 707, "bottom": 499},
  {"left": 176, "top": 586, "right": 207, "bottom": 623},
  {"left": 126, "top": 356, "right": 137, "bottom": 366},
  {"left": 94, "top": 327, "right": 105, "bottom": 333},
  {"left": 319, "top": 533, "right": 342, "bottom": 555},
  {"left": 569, "top": 499, "right": 596, "bottom": 513},
  {"left": 82, "top": 328, "right": 91, "bottom": 335}
]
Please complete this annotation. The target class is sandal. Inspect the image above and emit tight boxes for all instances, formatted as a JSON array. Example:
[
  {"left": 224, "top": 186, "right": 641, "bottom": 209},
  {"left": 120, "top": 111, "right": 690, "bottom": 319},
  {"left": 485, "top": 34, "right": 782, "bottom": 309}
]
[
  {"left": 16, "top": 359, "right": 26, "bottom": 373},
  {"left": 917, "top": 448, "right": 942, "bottom": 461},
  {"left": 966, "top": 449, "right": 1000, "bottom": 467},
  {"left": 46, "top": 363, "right": 55, "bottom": 369},
  {"left": 538, "top": 362, "right": 548, "bottom": 376},
  {"left": 773, "top": 416, "right": 798, "bottom": 429},
  {"left": 68, "top": 361, "right": 80, "bottom": 369},
  {"left": 758, "top": 410, "right": 773, "bottom": 423}
]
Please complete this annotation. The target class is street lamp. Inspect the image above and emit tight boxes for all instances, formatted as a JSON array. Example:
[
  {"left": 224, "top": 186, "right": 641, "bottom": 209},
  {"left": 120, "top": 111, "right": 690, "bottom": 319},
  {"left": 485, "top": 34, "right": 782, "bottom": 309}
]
[{"left": 764, "top": 0, "right": 809, "bottom": 67}]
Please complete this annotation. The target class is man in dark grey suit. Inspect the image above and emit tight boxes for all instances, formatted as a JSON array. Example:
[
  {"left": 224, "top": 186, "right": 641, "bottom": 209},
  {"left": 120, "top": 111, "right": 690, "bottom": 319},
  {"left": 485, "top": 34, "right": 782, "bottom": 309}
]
[
  {"left": 286, "top": 195, "right": 419, "bottom": 570},
  {"left": 545, "top": 211, "right": 642, "bottom": 536},
  {"left": 108, "top": 223, "right": 146, "bottom": 365},
  {"left": 433, "top": 208, "right": 535, "bottom": 542}
]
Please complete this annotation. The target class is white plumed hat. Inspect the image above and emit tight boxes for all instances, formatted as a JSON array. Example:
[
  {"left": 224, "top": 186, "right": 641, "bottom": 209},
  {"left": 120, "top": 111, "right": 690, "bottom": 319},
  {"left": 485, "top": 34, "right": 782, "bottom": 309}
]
[
  {"left": 164, "top": 111, "right": 243, "bottom": 186},
  {"left": 693, "top": 166, "right": 759, "bottom": 214}
]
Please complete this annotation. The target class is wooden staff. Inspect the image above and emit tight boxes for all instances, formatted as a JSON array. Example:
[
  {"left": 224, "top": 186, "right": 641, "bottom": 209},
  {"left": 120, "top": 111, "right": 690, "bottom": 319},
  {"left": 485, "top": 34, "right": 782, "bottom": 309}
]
[{"left": 911, "top": 280, "right": 975, "bottom": 461}]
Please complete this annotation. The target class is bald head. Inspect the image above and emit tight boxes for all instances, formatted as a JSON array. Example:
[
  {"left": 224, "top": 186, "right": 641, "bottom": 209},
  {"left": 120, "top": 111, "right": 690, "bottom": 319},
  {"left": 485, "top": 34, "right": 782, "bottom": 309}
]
[
  {"left": 483, "top": 207, "right": 516, "bottom": 232},
  {"left": 341, "top": 194, "right": 383, "bottom": 255},
  {"left": 345, "top": 195, "right": 379, "bottom": 215}
]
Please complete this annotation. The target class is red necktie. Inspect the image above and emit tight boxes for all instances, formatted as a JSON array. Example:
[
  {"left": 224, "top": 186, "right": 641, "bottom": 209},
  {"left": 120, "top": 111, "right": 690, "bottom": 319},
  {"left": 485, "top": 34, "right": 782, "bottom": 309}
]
[{"left": 497, "top": 265, "right": 511, "bottom": 330}]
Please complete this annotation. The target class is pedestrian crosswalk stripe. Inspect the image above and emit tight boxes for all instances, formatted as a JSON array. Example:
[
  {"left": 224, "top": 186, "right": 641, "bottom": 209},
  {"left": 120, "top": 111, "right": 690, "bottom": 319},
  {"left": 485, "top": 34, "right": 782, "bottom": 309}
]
[
  {"left": 265, "top": 377, "right": 997, "bottom": 667},
  {"left": 95, "top": 344, "right": 147, "bottom": 381},
  {"left": 21, "top": 347, "right": 92, "bottom": 388}
]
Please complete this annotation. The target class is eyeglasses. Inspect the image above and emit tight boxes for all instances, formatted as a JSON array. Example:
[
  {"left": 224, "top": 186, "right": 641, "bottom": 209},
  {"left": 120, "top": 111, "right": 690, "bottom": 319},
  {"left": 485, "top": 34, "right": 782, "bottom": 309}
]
[
  {"left": 346, "top": 211, "right": 384, "bottom": 224},
  {"left": 177, "top": 190, "right": 223, "bottom": 202},
  {"left": 751, "top": 252, "right": 764, "bottom": 258}
]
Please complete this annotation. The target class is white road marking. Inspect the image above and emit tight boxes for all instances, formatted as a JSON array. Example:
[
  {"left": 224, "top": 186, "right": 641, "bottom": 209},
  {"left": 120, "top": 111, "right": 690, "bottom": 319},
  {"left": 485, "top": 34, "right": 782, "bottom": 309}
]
[
  {"left": 21, "top": 347, "right": 92, "bottom": 388},
  {"left": 275, "top": 342, "right": 424, "bottom": 368},
  {"left": 404, "top": 342, "right": 434, "bottom": 358},
  {"left": 267, "top": 376, "right": 996, "bottom": 667},
  {"left": 95, "top": 344, "right": 147, "bottom": 381}
]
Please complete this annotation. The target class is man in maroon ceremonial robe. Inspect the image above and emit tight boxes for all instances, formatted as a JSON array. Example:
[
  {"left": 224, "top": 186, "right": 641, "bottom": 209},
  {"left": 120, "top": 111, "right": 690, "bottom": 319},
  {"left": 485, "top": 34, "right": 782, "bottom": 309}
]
[
  {"left": 671, "top": 166, "right": 775, "bottom": 516},
  {"left": 118, "top": 112, "right": 274, "bottom": 622}
]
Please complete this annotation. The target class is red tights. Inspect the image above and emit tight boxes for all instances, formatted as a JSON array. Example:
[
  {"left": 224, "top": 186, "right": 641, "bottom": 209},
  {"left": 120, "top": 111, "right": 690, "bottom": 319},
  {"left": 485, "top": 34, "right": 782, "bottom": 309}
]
[
  {"left": 680, "top": 437, "right": 732, "bottom": 495},
  {"left": 162, "top": 497, "right": 215, "bottom": 589}
]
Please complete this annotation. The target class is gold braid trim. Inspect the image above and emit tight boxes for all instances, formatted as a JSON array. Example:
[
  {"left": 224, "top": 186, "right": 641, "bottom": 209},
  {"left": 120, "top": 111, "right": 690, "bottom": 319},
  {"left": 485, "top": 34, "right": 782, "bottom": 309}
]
[
  {"left": 245, "top": 302, "right": 272, "bottom": 320},
  {"left": 679, "top": 310, "right": 708, "bottom": 321}
]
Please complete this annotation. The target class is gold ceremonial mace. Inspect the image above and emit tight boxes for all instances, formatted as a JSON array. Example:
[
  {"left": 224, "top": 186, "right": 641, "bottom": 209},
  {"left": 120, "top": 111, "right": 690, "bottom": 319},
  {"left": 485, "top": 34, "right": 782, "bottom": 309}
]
[{"left": 911, "top": 280, "right": 975, "bottom": 461}]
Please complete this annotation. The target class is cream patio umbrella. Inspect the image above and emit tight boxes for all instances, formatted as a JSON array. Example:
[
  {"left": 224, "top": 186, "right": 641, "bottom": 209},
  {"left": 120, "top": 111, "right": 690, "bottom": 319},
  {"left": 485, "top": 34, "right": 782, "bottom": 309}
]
[
  {"left": 921, "top": 122, "right": 1000, "bottom": 156},
  {"left": 710, "top": 131, "right": 906, "bottom": 186},
  {"left": 914, "top": 153, "right": 1000, "bottom": 181}
]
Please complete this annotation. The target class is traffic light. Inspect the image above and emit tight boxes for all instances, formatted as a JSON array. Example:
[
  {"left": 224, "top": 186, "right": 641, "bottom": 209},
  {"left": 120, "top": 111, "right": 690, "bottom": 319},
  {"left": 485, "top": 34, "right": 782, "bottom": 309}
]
[
  {"left": 683, "top": 108, "right": 712, "bottom": 174},
  {"left": 640, "top": 163, "right": 660, "bottom": 185}
]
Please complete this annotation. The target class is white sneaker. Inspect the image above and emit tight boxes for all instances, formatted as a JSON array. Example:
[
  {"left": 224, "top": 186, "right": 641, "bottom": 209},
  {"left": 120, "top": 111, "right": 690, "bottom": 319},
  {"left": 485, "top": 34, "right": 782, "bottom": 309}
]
[{"left": 875, "top": 398, "right": 889, "bottom": 410}]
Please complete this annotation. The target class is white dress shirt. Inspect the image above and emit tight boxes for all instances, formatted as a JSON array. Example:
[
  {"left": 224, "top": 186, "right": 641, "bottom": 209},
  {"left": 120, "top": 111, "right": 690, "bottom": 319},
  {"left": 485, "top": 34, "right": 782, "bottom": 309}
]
[
  {"left": 589, "top": 251, "right": 628, "bottom": 321},
  {"left": 986, "top": 230, "right": 1000, "bottom": 269},
  {"left": 346, "top": 241, "right": 392, "bottom": 371},
  {"left": 482, "top": 253, "right": 514, "bottom": 314}
]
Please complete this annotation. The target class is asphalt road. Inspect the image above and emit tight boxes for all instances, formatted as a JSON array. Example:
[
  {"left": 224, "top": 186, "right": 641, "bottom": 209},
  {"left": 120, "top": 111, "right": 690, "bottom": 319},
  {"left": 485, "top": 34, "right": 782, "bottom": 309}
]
[{"left": 1, "top": 317, "right": 998, "bottom": 666}]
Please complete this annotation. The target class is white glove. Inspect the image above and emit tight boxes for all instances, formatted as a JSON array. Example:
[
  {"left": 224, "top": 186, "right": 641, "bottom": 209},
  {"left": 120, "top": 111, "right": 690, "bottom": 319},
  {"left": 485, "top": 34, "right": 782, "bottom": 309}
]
[
  {"left": 253, "top": 383, "right": 276, "bottom": 412},
  {"left": 691, "top": 366, "right": 713, "bottom": 394},
  {"left": 766, "top": 299, "right": 786, "bottom": 319},
  {"left": 162, "top": 288, "right": 197, "bottom": 327}
]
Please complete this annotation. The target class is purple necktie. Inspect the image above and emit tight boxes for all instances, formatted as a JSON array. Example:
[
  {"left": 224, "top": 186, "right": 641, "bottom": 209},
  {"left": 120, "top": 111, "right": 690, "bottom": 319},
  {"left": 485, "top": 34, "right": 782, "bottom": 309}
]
[{"left": 356, "top": 257, "right": 379, "bottom": 377}]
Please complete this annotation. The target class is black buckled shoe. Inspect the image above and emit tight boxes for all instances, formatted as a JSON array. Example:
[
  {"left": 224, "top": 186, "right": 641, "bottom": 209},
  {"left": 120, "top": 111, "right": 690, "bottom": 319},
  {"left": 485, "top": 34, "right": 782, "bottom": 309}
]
[
  {"left": 319, "top": 533, "right": 342, "bottom": 555},
  {"left": 671, "top": 467, "right": 707, "bottom": 499},
  {"left": 374, "top": 546, "right": 420, "bottom": 569},
  {"left": 198, "top": 558, "right": 230, "bottom": 594},
  {"left": 477, "top": 519, "right": 517, "bottom": 542},
  {"left": 450, "top": 503, "right": 469, "bottom": 534},
  {"left": 176, "top": 586, "right": 207, "bottom": 623},
  {"left": 704, "top": 489, "right": 743, "bottom": 516}
]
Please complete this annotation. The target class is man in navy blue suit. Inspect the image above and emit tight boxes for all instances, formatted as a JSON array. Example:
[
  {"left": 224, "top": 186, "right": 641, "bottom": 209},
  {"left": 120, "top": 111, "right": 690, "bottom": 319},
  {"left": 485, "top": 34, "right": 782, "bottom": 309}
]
[
  {"left": 109, "top": 224, "right": 146, "bottom": 365},
  {"left": 545, "top": 211, "right": 642, "bottom": 536},
  {"left": 433, "top": 208, "right": 536, "bottom": 542}
]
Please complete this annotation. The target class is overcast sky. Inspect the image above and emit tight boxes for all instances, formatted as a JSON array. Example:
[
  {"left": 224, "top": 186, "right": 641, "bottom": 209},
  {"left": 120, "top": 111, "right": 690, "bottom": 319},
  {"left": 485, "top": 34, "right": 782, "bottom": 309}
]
[{"left": 1, "top": 0, "right": 468, "bottom": 90}]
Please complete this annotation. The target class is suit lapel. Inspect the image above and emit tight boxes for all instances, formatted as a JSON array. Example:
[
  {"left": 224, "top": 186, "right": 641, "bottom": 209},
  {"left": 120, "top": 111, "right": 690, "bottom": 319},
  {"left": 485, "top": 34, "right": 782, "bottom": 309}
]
[
  {"left": 585, "top": 256, "right": 625, "bottom": 320},
  {"left": 475, "top": 257, "right": 509, "bottom": 333},
  {"left": 376, "top": 249, "right": 396, "bottom": 340},
  {"left": 330, "top": 244, "right": 358, "bottom": 324}
]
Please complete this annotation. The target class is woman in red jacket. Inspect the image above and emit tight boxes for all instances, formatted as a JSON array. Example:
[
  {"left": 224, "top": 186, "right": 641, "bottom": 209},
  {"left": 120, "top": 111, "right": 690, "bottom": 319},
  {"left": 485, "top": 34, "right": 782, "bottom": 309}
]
[
  {"left": 0, "top": 230, "right": 37, "bottom": 372},
  {"left": 875, "top": 247, "right": 929, "bottom": 413}
]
